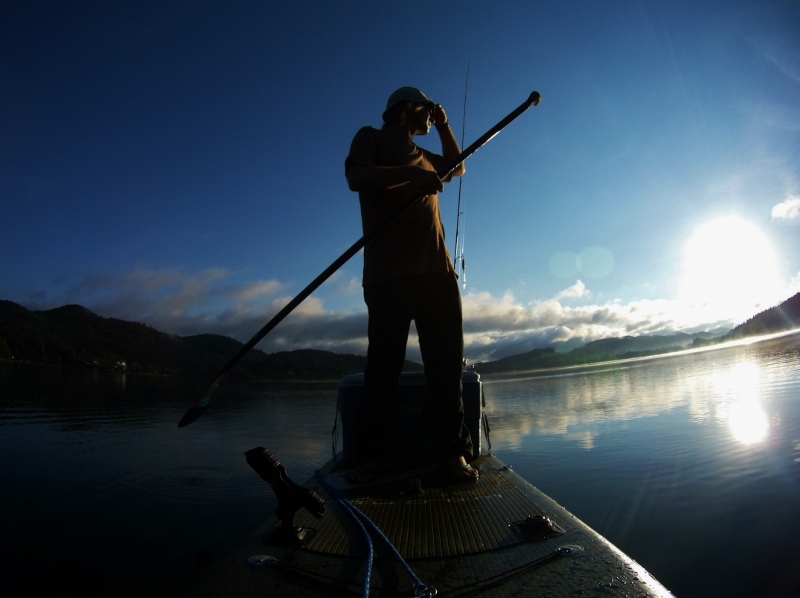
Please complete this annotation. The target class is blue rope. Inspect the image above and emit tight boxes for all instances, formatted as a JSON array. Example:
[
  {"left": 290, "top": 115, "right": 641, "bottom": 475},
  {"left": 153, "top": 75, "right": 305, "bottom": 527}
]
[
  {"left": 314, "top": 470, "right": 435, "bottom": 597},
  {"left": 313, "top": 470, "right": 373, "bottom": 598}
]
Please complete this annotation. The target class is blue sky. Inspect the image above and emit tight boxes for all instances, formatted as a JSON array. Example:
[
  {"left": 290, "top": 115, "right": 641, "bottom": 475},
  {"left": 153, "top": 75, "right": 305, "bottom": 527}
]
[{"left": 3, "top": 0, "right": 799, "bottom": 363}]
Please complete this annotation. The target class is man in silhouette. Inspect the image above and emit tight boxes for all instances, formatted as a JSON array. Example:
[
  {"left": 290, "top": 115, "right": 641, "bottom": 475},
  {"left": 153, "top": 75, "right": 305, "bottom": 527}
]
[{"left": 345, "top": 86, "right": 478, "bottom": 483}]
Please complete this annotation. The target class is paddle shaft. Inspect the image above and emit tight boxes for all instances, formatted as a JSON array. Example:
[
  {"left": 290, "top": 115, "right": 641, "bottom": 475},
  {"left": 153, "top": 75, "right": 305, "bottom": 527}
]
[{"left": 178, "top": 90, "right": 541, "bottom": 428}]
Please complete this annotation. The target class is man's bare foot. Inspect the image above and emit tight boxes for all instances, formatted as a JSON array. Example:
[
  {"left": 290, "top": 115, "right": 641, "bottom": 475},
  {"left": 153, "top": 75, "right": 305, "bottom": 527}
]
[{"left": 443, "top": 455, "right": 479, "bottom": 481}]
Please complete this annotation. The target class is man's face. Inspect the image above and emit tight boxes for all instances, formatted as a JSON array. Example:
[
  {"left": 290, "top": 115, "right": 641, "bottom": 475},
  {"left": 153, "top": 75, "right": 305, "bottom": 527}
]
[{"left": 409, "top": 102, "right": 433, "bottom": 135}]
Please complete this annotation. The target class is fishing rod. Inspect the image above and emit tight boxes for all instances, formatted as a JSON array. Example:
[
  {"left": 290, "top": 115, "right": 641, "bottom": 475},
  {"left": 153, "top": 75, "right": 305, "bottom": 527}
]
[
  {"left": 178, "top": 90, "right": 542, "bottom": 428},
  {"left": 453, "top": 61, "right": 470, "bottom": 288}
]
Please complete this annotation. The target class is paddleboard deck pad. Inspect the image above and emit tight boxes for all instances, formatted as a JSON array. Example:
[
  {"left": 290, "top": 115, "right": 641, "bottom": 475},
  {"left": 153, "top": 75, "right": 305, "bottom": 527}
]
[{"left": 181, "top": 454, "right": 672, "bottom": 597}]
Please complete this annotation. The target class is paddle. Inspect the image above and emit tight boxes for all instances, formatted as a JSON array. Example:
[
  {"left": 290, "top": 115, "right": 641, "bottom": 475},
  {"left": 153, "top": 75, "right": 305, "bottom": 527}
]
[{"left": 178, "top": 90, "right": 542, "bottom": 428}]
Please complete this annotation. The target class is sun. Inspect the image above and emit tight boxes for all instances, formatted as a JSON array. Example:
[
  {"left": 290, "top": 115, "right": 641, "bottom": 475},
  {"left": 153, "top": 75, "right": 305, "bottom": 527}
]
[{"left": 678, "top": 215, "right": 782, "bottom": 320}]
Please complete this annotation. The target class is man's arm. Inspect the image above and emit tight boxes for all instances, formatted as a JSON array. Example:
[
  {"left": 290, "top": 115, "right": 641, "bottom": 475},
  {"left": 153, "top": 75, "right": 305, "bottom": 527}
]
[
  {"left": 432, "top": 104, "right": 466, "bottom": 178},
  {"left": 346, "top": 164, "right": 444, "bottom": 196}
]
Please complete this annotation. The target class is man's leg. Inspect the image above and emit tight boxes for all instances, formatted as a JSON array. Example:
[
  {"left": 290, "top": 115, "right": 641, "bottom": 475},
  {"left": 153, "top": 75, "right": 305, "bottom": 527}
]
[
  {"left": 355, "top": 279, "right": 412, "bottom": 461},
  {"left": 415, "top": 273, "right": 474, "bottom": 462}
]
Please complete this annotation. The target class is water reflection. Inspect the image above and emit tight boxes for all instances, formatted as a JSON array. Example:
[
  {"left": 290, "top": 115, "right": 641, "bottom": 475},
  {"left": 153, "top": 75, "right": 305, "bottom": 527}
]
[
  {"left": 711, "top": 362, "right": 769, "bottom": 445},
  {"left": 2, "top": 333, "right": 799, "bottom": 598},
  {"left": 482, "top": 335, "right": 797, "bottom": 451},
  {"left": 475, "top": 334, "right": 800, "bottom": 598},
  {"left": 483, "top": 359, "right": 700, "bottom": 451},
  {"left": 727, "top": 400, "right": 768, "bottom": 444}
]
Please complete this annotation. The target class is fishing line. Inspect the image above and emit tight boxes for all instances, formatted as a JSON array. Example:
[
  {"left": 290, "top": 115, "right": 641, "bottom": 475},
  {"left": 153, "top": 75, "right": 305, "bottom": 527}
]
[{"left": 453, "top": 61, "right": 470, "bottom": 289}]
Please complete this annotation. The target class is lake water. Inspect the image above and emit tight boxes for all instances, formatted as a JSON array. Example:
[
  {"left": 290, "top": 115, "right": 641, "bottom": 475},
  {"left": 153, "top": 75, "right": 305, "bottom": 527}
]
[{"left": 2, "top": 331, "right": 799, "bottom": 597}]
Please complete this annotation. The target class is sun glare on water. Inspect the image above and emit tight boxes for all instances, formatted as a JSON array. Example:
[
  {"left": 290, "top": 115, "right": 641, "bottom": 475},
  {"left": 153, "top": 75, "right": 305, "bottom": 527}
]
[
  {"left": 713, "top": 362, "right": 769, "bottom": 444},
  {"left": 678, "top": 215, "right": 782, "bottom": 321}
]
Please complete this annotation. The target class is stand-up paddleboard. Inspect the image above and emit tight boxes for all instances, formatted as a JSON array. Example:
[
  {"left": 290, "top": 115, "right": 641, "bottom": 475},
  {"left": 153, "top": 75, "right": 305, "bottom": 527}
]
[{"left": 180, "top": 372, "right": 672, "bottom": 597}]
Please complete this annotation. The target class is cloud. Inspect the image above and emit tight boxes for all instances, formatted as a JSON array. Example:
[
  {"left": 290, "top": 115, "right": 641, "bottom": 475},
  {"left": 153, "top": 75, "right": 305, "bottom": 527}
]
[
  {"left": 235, "top": 280, "right": 284, "bottom": 302},
  {"left": 45, "top": 266, "right": 368, "bottom": 356},
  {"left": 771, "top": 195, "right": 800, "bottom": 221},
  {"left": 455, "top": 278, "right": 773, "bottom": 363},
  {"left": 323, "top": 271, "right": 362, "bottom": 297},
  {"left": 457, "top": 283, "right": 702, "bottom": 362},
  {"left": 42, "top": 266, "right": 284, "bottom": 339},
  {"left": 555, "top": 280, "right": 588, "bottom": 300}
]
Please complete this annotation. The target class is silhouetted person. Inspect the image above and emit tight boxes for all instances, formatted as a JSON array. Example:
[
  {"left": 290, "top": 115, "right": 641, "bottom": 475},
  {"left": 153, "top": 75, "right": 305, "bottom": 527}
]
[{"left": 345, "top": 86, "right": 478, "bottom": 483}]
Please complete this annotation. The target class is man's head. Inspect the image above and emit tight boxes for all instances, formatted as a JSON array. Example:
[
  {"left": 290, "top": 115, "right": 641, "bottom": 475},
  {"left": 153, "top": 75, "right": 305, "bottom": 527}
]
[{"left": 382, "top": 86, "right": 435, "bottom": 126}]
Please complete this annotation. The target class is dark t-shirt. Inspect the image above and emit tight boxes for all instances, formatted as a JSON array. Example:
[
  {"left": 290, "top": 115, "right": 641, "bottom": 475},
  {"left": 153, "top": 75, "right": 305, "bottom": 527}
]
[{"left": 345, "top": 126, "right": 456, "bottom": 286}]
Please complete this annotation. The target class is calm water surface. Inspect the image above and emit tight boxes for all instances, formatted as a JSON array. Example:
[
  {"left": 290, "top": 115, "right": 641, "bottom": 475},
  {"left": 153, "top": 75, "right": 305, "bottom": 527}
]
[{"left": 1, "top": 332, "right": 799, "bottom": 597}]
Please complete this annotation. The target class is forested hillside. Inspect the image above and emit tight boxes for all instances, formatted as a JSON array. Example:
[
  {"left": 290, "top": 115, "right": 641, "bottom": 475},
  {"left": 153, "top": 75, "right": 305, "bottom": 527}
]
[
  {"left": 724, "top": 292, "right": 800, "bottom": 340},
  {"left": 0, "top": 301, "right": 421, "bottom": 379}
]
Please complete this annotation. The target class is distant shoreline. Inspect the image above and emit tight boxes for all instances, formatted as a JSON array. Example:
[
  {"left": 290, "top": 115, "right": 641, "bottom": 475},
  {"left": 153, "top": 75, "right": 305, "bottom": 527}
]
[
  {"left": 478, "top": 328, "right": 800, "bottom": 381},
  {"left": 0, "top": 358, "right": 346, "bottom": 384},
  {"left": 5, "top": 328, "right": 798, "bottom": 383}
]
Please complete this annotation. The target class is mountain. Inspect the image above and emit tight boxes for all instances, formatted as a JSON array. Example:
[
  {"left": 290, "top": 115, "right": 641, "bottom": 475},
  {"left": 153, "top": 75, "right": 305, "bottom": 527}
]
[
  {"left": 723, "top": 292, "right": 800, "bottom": 340},
  {"left": 0, "top": 300, "right": 422, "bottom": 379},
  {"left": 583, "top": 332, "right": 707, "bottom": 354},
  {"left": 471, "top": 331, "right": 730, "bottom": 374},
  {"left": 471, "top": 347, "right": 562, "bottom": 374}
]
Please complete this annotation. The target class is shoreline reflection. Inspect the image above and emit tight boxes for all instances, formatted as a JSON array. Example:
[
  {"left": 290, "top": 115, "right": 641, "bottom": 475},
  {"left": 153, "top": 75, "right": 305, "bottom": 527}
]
[{"left": 482, "top": 333, "right": 799, "bottom": 450}]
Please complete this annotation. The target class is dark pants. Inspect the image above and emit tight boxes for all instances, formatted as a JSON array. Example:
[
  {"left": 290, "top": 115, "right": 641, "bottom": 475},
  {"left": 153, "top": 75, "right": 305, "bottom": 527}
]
[{"left": 355, "top": 272, "right": 473, "bottom": 462}]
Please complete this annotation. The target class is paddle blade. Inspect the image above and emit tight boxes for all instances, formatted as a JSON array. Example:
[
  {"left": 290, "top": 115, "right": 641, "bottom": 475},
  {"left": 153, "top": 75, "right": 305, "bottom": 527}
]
[{"left": 178, "top": 382, "right": 220, "bottom": 427}]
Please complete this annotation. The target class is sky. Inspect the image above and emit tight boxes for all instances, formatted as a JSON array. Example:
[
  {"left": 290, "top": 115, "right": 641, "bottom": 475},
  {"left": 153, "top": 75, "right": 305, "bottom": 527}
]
[{"left": 2, "top": 0, "right": 799, "bottom": 363}]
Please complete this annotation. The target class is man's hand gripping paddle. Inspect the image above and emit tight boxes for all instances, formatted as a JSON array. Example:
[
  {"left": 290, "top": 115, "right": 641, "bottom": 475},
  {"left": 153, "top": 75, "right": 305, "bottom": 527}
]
[{"left": 178, "top": 91, "right": 541, "bottom": 428}]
